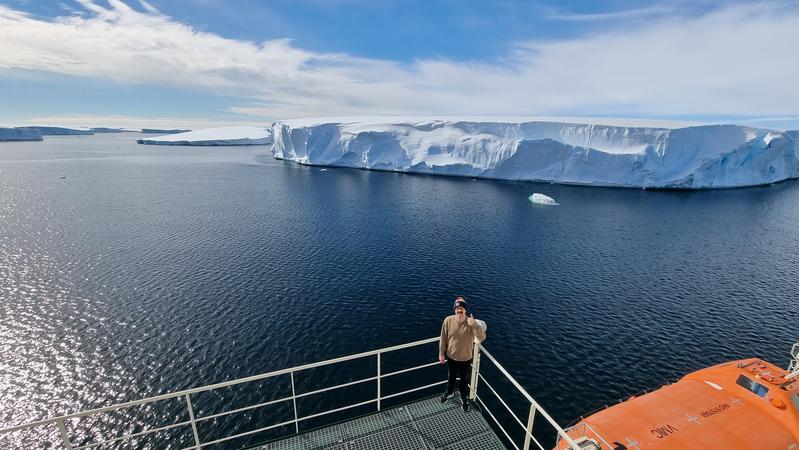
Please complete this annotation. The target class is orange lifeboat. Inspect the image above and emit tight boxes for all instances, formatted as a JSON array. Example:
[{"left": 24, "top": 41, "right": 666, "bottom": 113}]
[{"left": 555, "top": 345, "right": 799, "bottom": 449}]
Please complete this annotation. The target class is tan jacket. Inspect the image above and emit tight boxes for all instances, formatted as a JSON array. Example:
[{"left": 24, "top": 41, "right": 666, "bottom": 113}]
[{"left": 439, "top": 315, "right": 486, "bottom": 362}]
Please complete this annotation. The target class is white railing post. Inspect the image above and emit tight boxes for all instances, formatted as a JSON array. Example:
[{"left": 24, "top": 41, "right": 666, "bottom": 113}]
[
  {"left": 522, "top": 404, "right": 536, "bottom": 450},
  {"left": 185, "top": 394, "right": 201, "bottom": 449},
  {"left": 290, "top": 371, "right": 299, "bottom": 434},
  {"left": 469, "top": 339, "right": 481, "bottom": 400},
  {"left": 377, "top": 353, "right": 382, "bottom": 411},
  {"left": 56, "top": 419, "right": 72, "bottom": 450}
]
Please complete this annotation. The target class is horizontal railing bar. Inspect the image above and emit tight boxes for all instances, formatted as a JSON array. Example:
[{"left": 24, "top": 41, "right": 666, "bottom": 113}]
[
  {"left": 525, "top": 419, "right": 547, "bottom": 450},
  {"left": 197, "top": 418, "right": 297, "bottom": 448},
  {"left": 4, "top": 337, "right": 580, "bottom": 450},
  {"left": 70, "top": 419, "right": 193, "bottom": 450},
  {"left": 1, "top": 336, "right": 439, "bottom": 434},
  {"left": 575, "top": 422, "right": 614, "bottom": 449},
  {"left": 476, "top": 395, "right": 521, "bottom": 450},
  {"left": 479, "top": 346, "right": 580, "bottom": 449},
  {"left": 477, "top": 373, "right": 527, "bottom": 433},
  {"left": 295, "top": 376, "right": 378, "bottom": 399},
  {"left": 382, "top": 361, "right": 439, "bottom": 378},
  {"left": 206, "top": 380, "right": 448, "bottom": 448},
  {"left": 478, "top": 346, "right": 538, "bottom": 407},
  {"left": 380, "top": 380, "right": 447, "bottom": 401},
  {"left": 296, "top": 399, "right": 377, "bottom": 423},
  {"left": 194, "top": 396, "right": 293, "bottom": 423}
]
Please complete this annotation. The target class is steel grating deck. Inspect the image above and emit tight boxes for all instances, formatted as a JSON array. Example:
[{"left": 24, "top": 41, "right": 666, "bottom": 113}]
[{"left": 256, "top": 395, "right": 507, "bottom": 450}]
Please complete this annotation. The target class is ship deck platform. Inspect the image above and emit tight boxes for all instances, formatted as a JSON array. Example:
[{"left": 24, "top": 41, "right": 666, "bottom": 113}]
[{"left": 256, "top": 394, "right": 507, "bottom": 450}]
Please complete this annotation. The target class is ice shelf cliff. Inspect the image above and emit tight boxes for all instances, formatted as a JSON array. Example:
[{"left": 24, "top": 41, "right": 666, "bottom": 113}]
[
  {"left": 137, "top": 126, "right": 272, "bottom": 146},
  {"left": 270, "top": 119, "right": 799, "bottom": 189}
]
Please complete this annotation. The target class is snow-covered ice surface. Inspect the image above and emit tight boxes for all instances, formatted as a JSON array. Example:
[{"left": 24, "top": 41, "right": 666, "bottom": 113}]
[
  {"left": 141, "top": 129, "right": 190, "bottom": 134},
  {"left": 271, "top": 119, "right": 799, "bottom": 189},
  {"left": 529, "top": 193, "right": 559, "bottom": 205},
  {"left": 92, "top": 127, "right": 125, "bottom": 133},
  {"left": 137, "top": 126, "right": 272, "bottom": 146},
  {"left": 0, "top": 127, "right": 43, "bottom": 141},
  {"left": 23, "top": 126, "right": 93, "bottom": 135}
]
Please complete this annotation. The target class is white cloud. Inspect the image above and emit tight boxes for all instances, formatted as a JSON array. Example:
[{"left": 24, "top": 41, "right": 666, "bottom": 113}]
[
  {"left": 0, "top": 1, "right": 798, "bottom": 121},
  {"left": 545, "top": 5, "right": 678, "bottom": 22},
  {"left": 137, "top": 0, "right": 160, "bottom": 14}
]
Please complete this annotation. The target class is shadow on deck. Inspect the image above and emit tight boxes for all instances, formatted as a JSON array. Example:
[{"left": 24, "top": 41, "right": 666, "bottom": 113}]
[{"left": 256, "top": 394, "right": 506, "bottom": 450}]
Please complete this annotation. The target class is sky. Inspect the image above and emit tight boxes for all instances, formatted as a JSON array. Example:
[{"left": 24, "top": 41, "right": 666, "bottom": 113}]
[{"left": 0, "top": 0, "right": 798, "bottom": 129}]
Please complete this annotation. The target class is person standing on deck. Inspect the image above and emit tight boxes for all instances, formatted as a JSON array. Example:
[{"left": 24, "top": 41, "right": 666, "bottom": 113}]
[{"left": 439, "top": 296, "right": 486, "bottom": 413}]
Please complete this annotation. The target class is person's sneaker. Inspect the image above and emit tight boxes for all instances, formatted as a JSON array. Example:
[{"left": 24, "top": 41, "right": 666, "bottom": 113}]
[
  {"left": 440, "top": 392, "right": 454, "bottom": 403},
  {"left": 461, "top": 401, "right": 470, "bottom": 413}
]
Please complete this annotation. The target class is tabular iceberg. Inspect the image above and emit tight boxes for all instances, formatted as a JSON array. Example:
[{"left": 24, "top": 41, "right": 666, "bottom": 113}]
[
  {"left": 141, "top": 128, "right": 190, "bottom": 134},
  {"left": 270, "top": 119, "right": 799, "bottom": 189},
  {"left": 137, "top": 126, "right": 272, "bottom": 146},
  {"left": 22, "top": 126, "right": 94, "bottom": 135},
  {"left": 0, "top": 127, "right": 43, "bottom": 141},
  {"left": 92, "top": 127, "right": 125, "bottom": 133}
]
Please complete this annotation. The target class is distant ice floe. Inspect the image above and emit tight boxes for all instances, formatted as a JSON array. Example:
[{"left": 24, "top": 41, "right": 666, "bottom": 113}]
[
  {"left": 529, "top": 193, "right": 559, "bottom": 206},
  {"left": 270, "top": 118, "right": 799, "bottom": 189},
  {"left": 137, "top": 126, "right": 272, "bottom": 146},
  {"left": 0, "top": 127, "right": 43, "bottom": 141},
  {"left": 21, "top": 126, "right": 93, "bottom": 135},
  {"left": 141, "top": 128, "right": 190, "bottom": 134},
  {"left": 92, "top": 127, "right": 125, "bottom": 133}
]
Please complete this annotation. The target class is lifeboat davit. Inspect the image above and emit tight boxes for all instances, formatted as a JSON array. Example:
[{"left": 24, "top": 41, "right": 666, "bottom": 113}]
[{"left": 556, "top": 344, "right": 799, "bottom": 449}]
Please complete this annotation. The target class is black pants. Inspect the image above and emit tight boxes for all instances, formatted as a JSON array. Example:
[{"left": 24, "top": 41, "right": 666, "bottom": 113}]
[{"left": 446, "top": 356, "right": 472, "bottom": 402}]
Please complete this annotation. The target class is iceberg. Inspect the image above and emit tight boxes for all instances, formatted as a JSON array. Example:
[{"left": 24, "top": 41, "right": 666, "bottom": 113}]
[
  {"left": 22, "top": 126, "right": 93, "bottom": 135},
  {"left": 0, "top": 127, "right": 43, "bottom": 141},
  {"left": 92, "top": 127, "right": 125, "bottom": 133},
  {"left": 270, "top": 119, "right": 799, "bottom": 189},
  {"left": 529, "top": 193, "right": 558, "bottom": 205},
  {"left": 141, "top": 128, "right": 190, "bottom": 134},
  {"left": 137, "top": 126, "right": 272, "bottom": 146}
]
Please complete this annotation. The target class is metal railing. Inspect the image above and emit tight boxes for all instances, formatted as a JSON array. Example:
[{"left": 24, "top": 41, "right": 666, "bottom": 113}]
[
  {"left": 1, "top": 336, "right": 580, "bottom": 450},
  {"left": 467, "top": 340, "right": 580, "bottom": 450},
  {"left": 789, "top": 342, "right": 799, "bottom": 373},
  {"left": 557, "top": 422, "right": 614, "bottom": 450}
]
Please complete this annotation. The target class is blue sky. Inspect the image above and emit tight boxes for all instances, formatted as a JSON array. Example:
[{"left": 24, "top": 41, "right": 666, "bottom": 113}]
[{"left": 0, "top": 0, "right": 798, "bottom": 129}]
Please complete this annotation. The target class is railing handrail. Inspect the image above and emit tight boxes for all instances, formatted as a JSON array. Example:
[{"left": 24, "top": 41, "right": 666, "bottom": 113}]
[
  {"left": 2, "top": 335, "right": 581, "bottom": 450},
  {"left": 789, "top": 343, "right": 799, "bottom": 372},
  {"left": 559, "top": 422, "right": 615, "bottom": 450},
  {"left": 1, "top": 336, "right": 439, "bottom": 434},
  {"left": 479, "top": 346, "right": 578, "bottom": 441},
  {"left": 474, "top": 343, "right": 580, "bottom": 450}
]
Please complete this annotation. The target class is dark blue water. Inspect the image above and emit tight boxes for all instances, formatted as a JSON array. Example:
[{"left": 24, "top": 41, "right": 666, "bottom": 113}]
[{"left": 2, "top": 134, "right": 798, "bottom": 449}]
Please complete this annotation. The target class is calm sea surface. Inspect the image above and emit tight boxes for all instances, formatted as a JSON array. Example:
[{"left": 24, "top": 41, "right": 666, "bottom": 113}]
[{"left": 2, "top": 134, "right": 798, "bottom": 449}]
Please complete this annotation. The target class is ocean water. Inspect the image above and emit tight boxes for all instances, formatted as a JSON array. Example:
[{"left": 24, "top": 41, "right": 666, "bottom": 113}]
[{"left": 1, "top": 134, "right": 798, "bottom": 449}]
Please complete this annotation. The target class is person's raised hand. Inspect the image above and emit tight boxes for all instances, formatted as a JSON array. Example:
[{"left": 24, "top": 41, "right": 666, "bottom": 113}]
[
  {"left": 467, "top": 314, "right": 476, "bottom": 327},
  {"left": 439, "top": 355, "right": 446, "bottom": 364}
]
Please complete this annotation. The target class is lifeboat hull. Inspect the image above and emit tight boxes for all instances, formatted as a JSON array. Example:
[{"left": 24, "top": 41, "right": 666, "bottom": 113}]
[{"left": 556, "top": 358, "right": 799, "bottom": 449}]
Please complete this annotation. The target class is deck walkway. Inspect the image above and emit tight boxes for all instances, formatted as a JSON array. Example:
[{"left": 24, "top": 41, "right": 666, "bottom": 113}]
[{"left": 257, "top": 395, "right": 507, "bottom": 450}]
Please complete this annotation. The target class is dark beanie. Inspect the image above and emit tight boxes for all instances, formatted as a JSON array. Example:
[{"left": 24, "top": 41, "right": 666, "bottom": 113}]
[{"left": 453, "top": 297, "right": 468, "bottom": 312}]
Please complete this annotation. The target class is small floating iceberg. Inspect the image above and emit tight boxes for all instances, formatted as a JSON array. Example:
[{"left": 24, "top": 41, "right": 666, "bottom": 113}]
[{"left": 528, "top": 193, "right": 559, "bottom": 205}]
